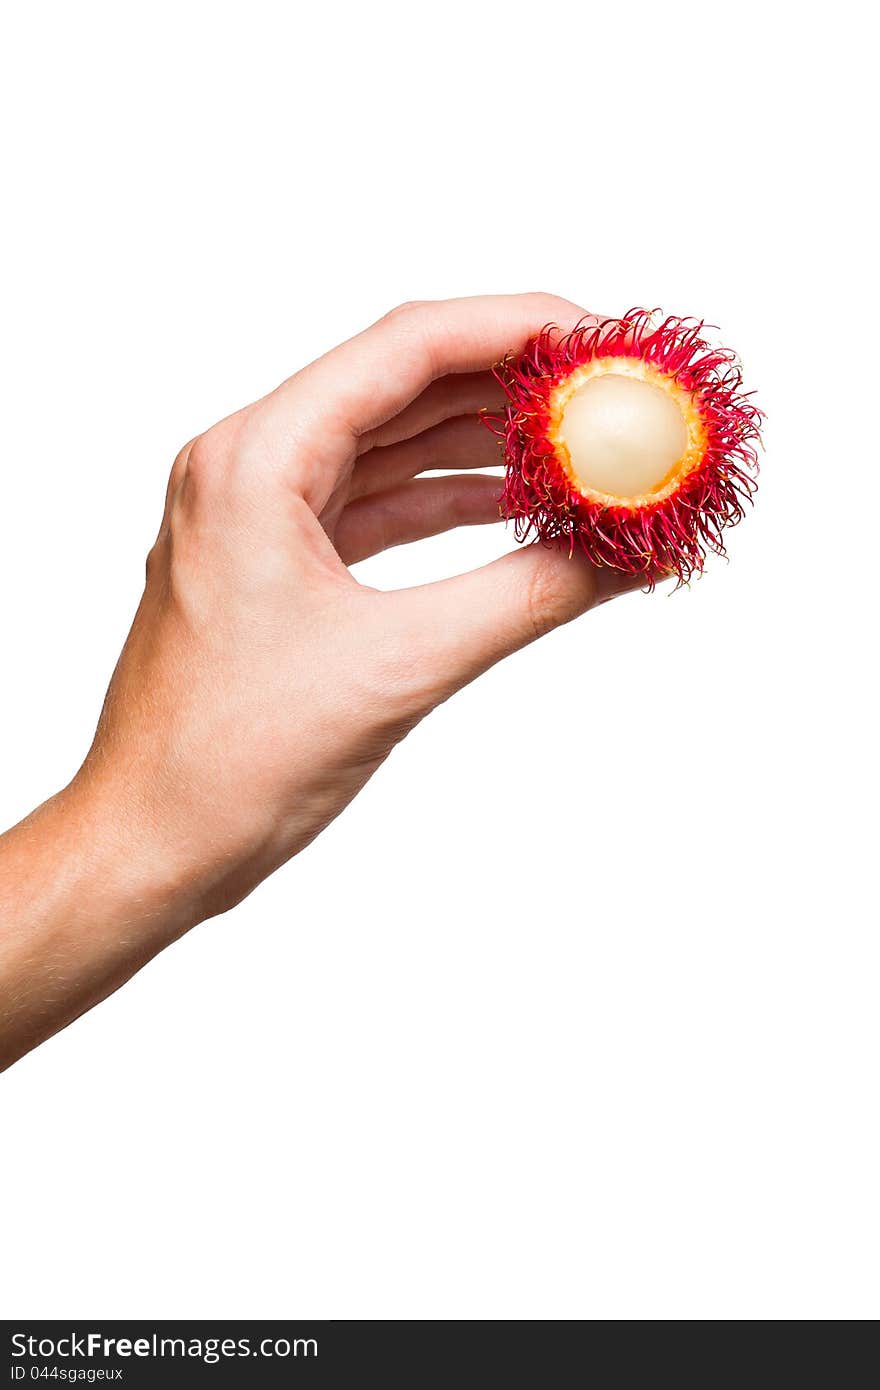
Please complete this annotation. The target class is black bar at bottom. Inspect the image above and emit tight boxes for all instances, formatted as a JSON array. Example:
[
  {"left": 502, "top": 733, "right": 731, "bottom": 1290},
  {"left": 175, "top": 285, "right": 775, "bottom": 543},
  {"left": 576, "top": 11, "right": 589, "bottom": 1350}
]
[{"left": 4, "top": 1320, "right": 589, "bottom": 1387}]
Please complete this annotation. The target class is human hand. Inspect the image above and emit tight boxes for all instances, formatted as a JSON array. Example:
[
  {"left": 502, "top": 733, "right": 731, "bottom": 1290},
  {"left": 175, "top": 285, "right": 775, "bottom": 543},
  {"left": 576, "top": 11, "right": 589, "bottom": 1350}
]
[
  {"left": 0, "top": 294, "right": 644, "bottom": 1066},
  {"left": 88, "top": 293, "right": 647, "bottom": 916}
]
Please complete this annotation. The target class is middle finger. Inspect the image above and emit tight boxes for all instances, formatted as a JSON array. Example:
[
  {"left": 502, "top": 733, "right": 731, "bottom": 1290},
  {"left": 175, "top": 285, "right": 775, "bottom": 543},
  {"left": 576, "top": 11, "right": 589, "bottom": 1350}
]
[{"left": 350, "top": 414, "right": 503, "bottom": 501}]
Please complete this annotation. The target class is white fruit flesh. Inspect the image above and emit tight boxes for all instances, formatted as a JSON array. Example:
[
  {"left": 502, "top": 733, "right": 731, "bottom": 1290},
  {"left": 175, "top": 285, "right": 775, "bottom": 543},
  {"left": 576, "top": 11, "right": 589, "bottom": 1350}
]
[{"left": 558, "top": 372, "right": 688, "bottom": 501}]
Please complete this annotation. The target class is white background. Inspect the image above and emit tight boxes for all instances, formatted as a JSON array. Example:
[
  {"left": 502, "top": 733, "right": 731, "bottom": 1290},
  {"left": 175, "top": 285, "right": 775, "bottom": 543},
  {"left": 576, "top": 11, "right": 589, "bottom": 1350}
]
[{"left": 1, "top": 1, "right": 876, "bottom": 1321}]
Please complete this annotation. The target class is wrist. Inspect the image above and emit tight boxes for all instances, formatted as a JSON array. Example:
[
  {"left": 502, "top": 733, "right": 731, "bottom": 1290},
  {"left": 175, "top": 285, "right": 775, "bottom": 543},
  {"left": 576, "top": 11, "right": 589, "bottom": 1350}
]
[
  {"left": 70, "top": 748, "right": 280, "bottom": 929},
  {"left": 0, "top": 773, "right": 204, "bottom": 1069},
  {"left": 62, "top": 764, "right": 209, "bottom": 939}
]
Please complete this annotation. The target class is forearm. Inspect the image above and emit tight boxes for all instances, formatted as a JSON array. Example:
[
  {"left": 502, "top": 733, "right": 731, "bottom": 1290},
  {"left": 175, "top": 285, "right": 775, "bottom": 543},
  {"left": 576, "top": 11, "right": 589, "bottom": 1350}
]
[{"left": 0, "top": 773, "right": 202, "bottom": 1070}]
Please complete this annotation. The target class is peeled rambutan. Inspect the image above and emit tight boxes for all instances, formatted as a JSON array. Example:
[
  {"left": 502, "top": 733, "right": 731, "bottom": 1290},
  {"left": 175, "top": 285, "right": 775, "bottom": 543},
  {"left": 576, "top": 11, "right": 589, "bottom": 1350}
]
[{"left": 485, "top": 309, "right": 763, "bottom": 585}]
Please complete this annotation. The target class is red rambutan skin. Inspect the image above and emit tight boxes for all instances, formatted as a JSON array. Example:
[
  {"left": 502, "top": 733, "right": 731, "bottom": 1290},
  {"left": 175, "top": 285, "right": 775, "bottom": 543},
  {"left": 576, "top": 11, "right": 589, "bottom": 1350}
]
[{"left": 484, "top": 309, "right": 763, "bottom": 586}]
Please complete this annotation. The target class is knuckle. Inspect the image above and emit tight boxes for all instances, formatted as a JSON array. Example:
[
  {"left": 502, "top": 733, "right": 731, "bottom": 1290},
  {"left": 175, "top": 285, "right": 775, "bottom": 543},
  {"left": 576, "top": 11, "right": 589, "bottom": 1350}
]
[
  {"left": 382, "top": 299, "right": 428, "bottom": 324},
  {"left": 184, "top": 426, "right": 225, "bottom": 482},
  {"left": 166, "top": 446, "right": 190, "bottom": 499},
  {"left": 144, "top": 526, "right": 175, "bottom": 586},
  {"left": 522, "top": 290, "right": 583, "bottom": 320},
  {"left": 183, "top": 411, "right": 261, "bottom": 498},
  {"left": 525, "top": 557, "right": 578, "bottom": 641},
  {"left": 144, "top": 538, "right": 161, "bottom": 582},
  {"left": 173, "top": 436, "right": 198, "bottom": 471}
]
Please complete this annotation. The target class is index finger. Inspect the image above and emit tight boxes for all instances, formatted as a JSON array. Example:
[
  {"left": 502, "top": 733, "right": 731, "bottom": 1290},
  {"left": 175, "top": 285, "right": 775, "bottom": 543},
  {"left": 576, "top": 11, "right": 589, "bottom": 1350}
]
[{"left": 254, "top": 294, "right": 592, "bottom": 503}]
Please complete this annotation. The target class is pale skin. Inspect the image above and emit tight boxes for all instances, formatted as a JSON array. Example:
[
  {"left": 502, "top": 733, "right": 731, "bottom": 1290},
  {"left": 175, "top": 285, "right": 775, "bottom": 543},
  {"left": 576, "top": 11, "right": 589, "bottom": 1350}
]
[{"left": 0, "top": 293, "right": 647, "bottom": 1071}]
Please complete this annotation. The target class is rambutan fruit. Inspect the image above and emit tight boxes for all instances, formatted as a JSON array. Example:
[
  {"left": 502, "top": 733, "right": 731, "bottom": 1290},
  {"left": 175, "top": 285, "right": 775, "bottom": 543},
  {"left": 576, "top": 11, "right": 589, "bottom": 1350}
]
[{"left": 485, "top": 309, "right": 762, "bottom": 585}]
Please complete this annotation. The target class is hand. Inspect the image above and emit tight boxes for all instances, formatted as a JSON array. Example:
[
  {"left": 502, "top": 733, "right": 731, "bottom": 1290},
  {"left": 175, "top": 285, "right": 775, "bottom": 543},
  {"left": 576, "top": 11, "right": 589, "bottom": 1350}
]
[{"left": 0, "top": 294, "right": 644, "bottom": 1067}]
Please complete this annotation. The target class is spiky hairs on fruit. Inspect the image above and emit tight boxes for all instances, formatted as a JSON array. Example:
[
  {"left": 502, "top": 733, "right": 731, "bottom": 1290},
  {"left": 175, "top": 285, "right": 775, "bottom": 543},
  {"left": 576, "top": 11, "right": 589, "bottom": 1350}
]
[{"left": 484, "top": 309, "right": 763, "bottom": 586}]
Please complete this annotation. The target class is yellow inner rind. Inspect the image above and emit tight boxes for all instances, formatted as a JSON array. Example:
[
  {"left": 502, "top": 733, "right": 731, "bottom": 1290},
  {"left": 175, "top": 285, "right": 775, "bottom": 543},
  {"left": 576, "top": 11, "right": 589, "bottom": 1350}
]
[{"left": 548, "top": 357, "right": 707, "bottom": 509}]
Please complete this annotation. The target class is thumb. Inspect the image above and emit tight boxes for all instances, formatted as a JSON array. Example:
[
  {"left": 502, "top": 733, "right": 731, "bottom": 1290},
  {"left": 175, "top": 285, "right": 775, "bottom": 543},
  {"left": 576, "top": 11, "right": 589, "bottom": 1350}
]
[{"left": 396, "top": 542, "right": 648, "bottom": 699}]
